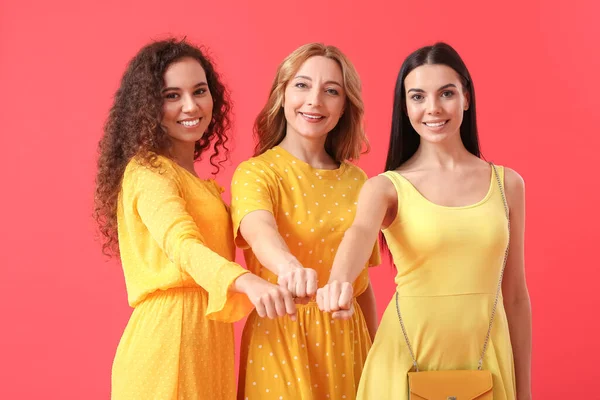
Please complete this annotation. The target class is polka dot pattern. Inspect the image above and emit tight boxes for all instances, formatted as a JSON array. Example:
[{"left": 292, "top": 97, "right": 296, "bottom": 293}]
[
  {"left": 113, "top": 155, "right": 253, "bottom": 399},
  {"left": 231, "top": 146, "right": 379, "bottom": 289},
  {"left": 112, "top": 288, "right": 237, "bottom": 399},
  {"left": 237, "top": 302, "right": 372, "bottom": 400},
  {"left": 231, "top": 147, "right": 381, "bottom": 399}
]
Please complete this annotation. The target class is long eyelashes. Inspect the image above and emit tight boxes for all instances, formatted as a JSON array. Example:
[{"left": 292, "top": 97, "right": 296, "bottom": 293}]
[
  {"left": 163, "top": 89, "right": 207, "bottom": 100},
  {"left": 409, "top": 91, "right": 456, "bottom": 102},
  {"left": 293, "top": 82, "right": 340, "bottom": 95}
]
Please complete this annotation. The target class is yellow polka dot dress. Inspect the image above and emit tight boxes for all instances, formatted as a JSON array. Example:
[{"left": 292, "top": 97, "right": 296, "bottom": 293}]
[
  {"left": 111, "top": 155, "right": 253, "bottom": 400},
  {"left": 231, "top": 146, "right": 380, "bottom": 400}
]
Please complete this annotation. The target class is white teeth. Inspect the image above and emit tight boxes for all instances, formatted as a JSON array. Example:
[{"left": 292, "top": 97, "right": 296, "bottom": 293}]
[
  {"left": 301, "top": 113, "right": 323, "bottom": 120},
  {"left": 425, "top": 121, "right": 446, "bottom": 127},
  {"left": 180, "top": 118, "right": 200, "bottom": 127}
]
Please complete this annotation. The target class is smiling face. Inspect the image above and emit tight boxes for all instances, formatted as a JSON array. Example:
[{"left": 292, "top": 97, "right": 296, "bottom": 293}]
[
  {"left": 404, "top": 63, "right": 469, "bottom": 145},
  {"left": 161, "top": 57, "right": 214, "bottom": 146},
  {"left": 282, "top": 56, "right": 346, "bottom": 143}
]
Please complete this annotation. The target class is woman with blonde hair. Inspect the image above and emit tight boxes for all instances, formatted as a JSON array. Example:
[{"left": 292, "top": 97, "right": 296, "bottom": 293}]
[{"left": 231, "top": 43, "right": 380, "bottom": 399}]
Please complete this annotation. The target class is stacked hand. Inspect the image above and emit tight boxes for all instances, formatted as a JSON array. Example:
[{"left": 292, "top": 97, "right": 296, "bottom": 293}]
[
  {"left": 316, "top": 280, "right": 354, "bottom": 320},
  {"left": 277, "top": 263, "right": 318, "bottom": 301},
  {"left": 234, "top": 273, "right": 297, "bottom": 320},
  {"left": 235, "top": 264, "right": 354, "bottom": 321}
]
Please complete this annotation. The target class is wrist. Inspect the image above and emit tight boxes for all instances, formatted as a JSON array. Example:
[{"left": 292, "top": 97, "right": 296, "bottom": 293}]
[
  {"left": 276, "top": 257, "right": 302, "bottom": 276},
  {"left": 232, "top": 272, "right": 254, "bottom": 294},
  {"left": 328, "top": 271, "right": 353, "bottom": 285}
]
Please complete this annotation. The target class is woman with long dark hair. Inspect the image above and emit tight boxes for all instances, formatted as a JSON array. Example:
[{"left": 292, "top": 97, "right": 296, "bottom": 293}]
[
  {"left": 94, "top": 38, "right": 295, "bottom": 399},
  {"left": 317, "top": 42, "right": 532, "bottom": 399}
]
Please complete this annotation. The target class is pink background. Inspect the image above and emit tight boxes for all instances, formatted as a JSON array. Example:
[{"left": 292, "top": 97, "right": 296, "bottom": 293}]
[{"left": 1, "top": 0, "right": 598, "bottom": 397}]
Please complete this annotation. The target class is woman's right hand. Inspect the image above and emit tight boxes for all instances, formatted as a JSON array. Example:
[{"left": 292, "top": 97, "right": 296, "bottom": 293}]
[
  {"left": 277, "top": 261, "right": 318, "bottom": 300},
  {"left": 233, "top": 273, "right": 297, "bottom": 321}
]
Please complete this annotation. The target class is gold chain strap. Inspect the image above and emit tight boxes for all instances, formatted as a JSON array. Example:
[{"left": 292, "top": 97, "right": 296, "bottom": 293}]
[{"left": 395, "top": 163, "right": 510, "bottom": 372}]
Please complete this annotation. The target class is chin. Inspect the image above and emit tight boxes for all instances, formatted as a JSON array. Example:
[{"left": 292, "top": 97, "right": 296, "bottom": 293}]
[
  {"left": 418, "top": 132, "right": 451, "bottom": 144},
  {"left": 295, "top": 129, "right": 330, "bottom": 141},
  {"left": 302, "top": 133, "right": 330, "bottom": 142},
  {"left": 172, "top": 132, "right": 205, "bottom": 144}
]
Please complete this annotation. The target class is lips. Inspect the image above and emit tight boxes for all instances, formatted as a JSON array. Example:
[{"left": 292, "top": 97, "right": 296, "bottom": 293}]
[
  {"left": 423, "top": 120, "right": 448, "bottom": 127},
  {"left": 299, "top": 112, "right": 325, "bottom": 121},
  {"left": 178, "top": 118, "right": 200, "bottom": 127}
]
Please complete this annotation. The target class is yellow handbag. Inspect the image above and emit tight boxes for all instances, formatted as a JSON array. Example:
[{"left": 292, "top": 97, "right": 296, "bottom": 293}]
[
  {"left": 395, "top": 163, "right": 509, "bottom": 400},
  {"left": 406, "top": 370, "right": 493, "bottom": 400}
]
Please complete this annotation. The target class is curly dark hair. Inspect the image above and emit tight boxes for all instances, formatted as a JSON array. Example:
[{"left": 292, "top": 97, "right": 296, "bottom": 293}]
[{"left": 94, "top": 38, "right": 233, "bottom": 257}]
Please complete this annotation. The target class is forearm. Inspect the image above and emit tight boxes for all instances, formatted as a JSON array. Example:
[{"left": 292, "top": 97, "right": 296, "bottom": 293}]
[
  {"left": 356, "top": 282, "right": 378, "bottom": 341},
  {"left": 329, "top": 226, "right": 377, "bottom": 284},
  {"left": 248, "top": 226, "right": 300, "bottom": 276},
  {"left": 505, "top": 295, "right": 532, "bottom": 398}
]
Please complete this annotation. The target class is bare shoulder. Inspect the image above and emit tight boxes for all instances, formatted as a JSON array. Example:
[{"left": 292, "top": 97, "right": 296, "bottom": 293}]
[
  {"left": 356, "top": 175, "right": 398, "bottom": 215},
  {"left": 363, "top": 175, "right": 397, "bottom": 198},
  {"left": 503, "top": 166, "right": 525, "bottom": 191},
  {"left": 502, "top": 167, "right": 525, "bottom": 209}
]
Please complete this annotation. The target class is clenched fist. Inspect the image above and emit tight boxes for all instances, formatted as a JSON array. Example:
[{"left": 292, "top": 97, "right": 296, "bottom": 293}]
[
  {"left": 316, "top": 280, "right": 354, "bottom": 320},
  {"left": 277, "top": 263, "right": 318, "bottom": 299},
  {"left": 234, "top": 273, "right": 297, "bottom": 320}
]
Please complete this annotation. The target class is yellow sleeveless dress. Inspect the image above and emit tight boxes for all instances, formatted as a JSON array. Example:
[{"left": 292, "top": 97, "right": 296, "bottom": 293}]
[{"left": 357, "top": 167, "right": 516, "bottom": 400}]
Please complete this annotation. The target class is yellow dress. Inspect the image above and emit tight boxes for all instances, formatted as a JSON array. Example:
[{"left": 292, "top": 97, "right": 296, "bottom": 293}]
[
  {"left": 231, "top": 146, "right": 380, "bottom": 400},
  {"left": 111, "top": 155, "right": 253, "bottom": 400},
  {"left": 357, "top": 168, "right": 516, "bottom": 399}
]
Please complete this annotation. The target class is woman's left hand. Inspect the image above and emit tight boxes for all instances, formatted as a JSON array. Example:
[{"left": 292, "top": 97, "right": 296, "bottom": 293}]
[{"left": 316, "top": 280, "right": 354, "bottom": 319}]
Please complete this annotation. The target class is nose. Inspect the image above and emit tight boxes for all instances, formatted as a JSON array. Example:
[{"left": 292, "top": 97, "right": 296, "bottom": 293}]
[
  {"left": 306, "top": 86, "right": 322, "bottom": 107},
  {"left": 181, "top": 93, "right": 200, "bottom": 114},
  {"left": 426, "top": 96, "right": 442, "bottom": 115}
]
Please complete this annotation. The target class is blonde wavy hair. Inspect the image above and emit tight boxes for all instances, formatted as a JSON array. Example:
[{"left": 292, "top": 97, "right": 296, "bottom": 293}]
[{"left": 253, "top": 43, "right": 369, "bottom": 162}]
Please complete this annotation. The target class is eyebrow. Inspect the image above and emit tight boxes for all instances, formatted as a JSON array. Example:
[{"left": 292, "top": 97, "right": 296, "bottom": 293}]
[
  {"left": 162, "top": 82, "right": 208, "bottom": 93},
  {"left": 407, "top": 83, "right": 457, "bottom": 93},
  {"left": 294, "top": 75, "right": 343, "bottom": 87}
]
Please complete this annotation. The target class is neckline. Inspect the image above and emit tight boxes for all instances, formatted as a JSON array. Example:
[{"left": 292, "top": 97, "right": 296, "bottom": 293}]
[
  {"left": 165, "top": 156, "right": 221, "bottom": 187},
  {"left": 272, "top": 146, "right": 348, "bottom": 178},
  {"left": 389, "top": 165, "right": 496, "bottom": 210}
]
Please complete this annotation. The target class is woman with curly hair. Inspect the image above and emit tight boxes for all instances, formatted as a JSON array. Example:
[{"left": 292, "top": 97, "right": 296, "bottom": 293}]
[
  {"left": 231, "top": 43, "right": 380, "bottom": 400},
  {"left": 94, "top": 38, "right": 297, "bottom": 400}
]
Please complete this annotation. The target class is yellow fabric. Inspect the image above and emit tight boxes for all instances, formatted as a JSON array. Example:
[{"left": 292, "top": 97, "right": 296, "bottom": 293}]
[
  {"left": 112, "top": 288, "right": 238, "bottom": 399},
  {"left": 112, "top": 155, "right": 252, "bottom": 400},
  {"left": 231, "top": 146, "right": 380, "bottom": 399},
  {"left": 357, "top": 167, "right": 516, "bottom": 400}
]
